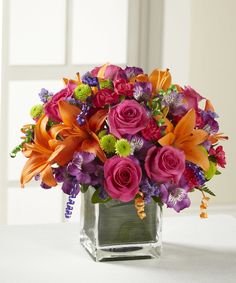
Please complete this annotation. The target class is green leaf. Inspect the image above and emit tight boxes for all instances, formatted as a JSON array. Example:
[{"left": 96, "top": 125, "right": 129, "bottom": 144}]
[
  {"left": 201, "top": 187, "right": 216, "bottom": 197},
  {"left": 80, "top": 184, "right": 89, "bottom": 193},
  {"left": 153, "top": 109, "right": 161, "bottom": 116},
  {"left": 204, "top": 161, "right": 217, "bottom": 180},
  {"left": 91, "top": 189, "right": 112, "bottom": 204},
  {"left": 152, "top": 196, "right": 164, "bottom": 207},
  {"left": 215, "top": 170, "right": 222, "bottom": 175}
]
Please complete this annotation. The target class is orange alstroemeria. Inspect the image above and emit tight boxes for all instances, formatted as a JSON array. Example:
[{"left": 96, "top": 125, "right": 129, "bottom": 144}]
[
  {"left": 158, "top": 108, "right": 210, "bottom": 171},
  {"left": 20, "top": 115, "right": 79, "bottom": 188},
  {"left": 149, "top": 68, "right": 172, "bottom": 94},
  {"left": 50, "top": 101, "right": 107, "bottom": 163},
  {"left": 63, "top": 72, "right": 81, "bottom": 87}
]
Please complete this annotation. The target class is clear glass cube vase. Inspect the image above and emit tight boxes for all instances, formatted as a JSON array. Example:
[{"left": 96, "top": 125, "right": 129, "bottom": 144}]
[{"left": 80, "top": 187, "right": 162, "bottom": 262}]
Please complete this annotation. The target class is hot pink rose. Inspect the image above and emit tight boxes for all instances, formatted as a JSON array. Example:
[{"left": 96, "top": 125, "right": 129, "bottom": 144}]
[
  {"left": 145, "top": 146, "right": 185, "bottom": 183},
  {"left": 104, "top": 156, "right": 142, "bottom": 202},
  {"left": 93, "top": 88, "right": 119, "bottom": 108},
  {"left": 44, "top": 88, "right": 73, "bottom": 122},
  {"left": 108, "top": 99, "right": 149, "bottom": 138}
]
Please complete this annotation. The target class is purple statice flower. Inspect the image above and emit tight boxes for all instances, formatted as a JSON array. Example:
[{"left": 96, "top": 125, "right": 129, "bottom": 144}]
[
  {"left": 200, "top": 110, "right": 219, "bottom": 134},
  {"left": 67, "top": 152, "right": 103, "bottom": 186},
  {"left": 82, "top": 72, "right": 99, "bottom": 86},
  {"left": 38, "top": 88, "right": 53, "bottom": 103},
  {"left": 180, "top": 162, "right": 205, "bottom": 191},
  {"left": 162, "top": 91, "right": 187, "bottom": 115},
  {"left": 76, "top": 103, "right": 90, "bottom": 126},
  {"left": 140, "top": 178, "right": 160, "bottom": 204},
  {"left": 124, "top": 66, "right": 143, "bottom": 79},
  {"left": 133, "top": 82, "right": 152, "bottom": 101},
  {"left": 65, "top": 97, "right": 83, "bottom": 106},
  {"left": 160, "top": 183, "right": 191, "bottom": 212}
]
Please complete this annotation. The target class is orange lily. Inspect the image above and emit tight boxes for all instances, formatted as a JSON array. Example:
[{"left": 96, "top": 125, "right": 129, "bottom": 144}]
[
  {"left": 149, "top": 68, "right": 172, "bottom": 94},
  {"left": 50, "top": 101, "right": 107, "bottom": 163},
  {"left": 20, "top": 115, "right": 79, "bottom": 188},
  {"left": 208, "top": 133, "right": 228, "bottom": 144},
  {"left": 158, "top": 108, "right": 210, "bottom": 171}
]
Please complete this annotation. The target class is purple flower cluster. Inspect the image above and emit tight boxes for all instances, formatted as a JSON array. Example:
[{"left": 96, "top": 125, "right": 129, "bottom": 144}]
[
  {"left": 160, "top": 183, "right": 191, "bottom": 213},
  {"left": 140, "top": 178, "right": 160, "bottom": 204},
  {"left": 38, "top": 88, "right": 53, "bottom": 103}
]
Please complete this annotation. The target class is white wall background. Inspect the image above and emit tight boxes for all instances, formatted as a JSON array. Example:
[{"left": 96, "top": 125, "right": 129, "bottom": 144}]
[{"left": 1, "top": 0, "right": 235, "bottom": 224}]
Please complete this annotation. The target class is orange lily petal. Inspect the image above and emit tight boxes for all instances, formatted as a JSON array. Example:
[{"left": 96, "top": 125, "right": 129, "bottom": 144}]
[
  {"left": 41, "top": 164, "right": 57, "bottom": 187},
  {"left": 186, "top": 129, "right": 208, "bottom": 145},
  {"left": 49, "top": 124, "right": 72, "bottom": 139},
  {"left": 205, "top": 100, "right": 215, "bottom": 112},
  {"left": 88, "top": 109, "right": 108, "bottom": 133},
  {"left": 20, "top": 155, "right": 48, "bottom": 187},
  {"left": 208, "top": 133, "right": 228, "bottom": 144},
  {"left": 97, "top": 63, "right": 108, "bottom": 78},
  {"left": 63, "top": 72, "right": 81, "bottom": 86},
  {"left": 58, "top": 101, "right": 81, "bottom": 126},
  {"left": 184, "top": 146, "right": 210, "bottom": 171},
  {"left": 149, "top": 69, "right": 172, "bottom": 93},
  {"left": 158, "top": 132, "right": 175, "bottom": 146},
  {"left": 81, "top": 137, "right": 107, "bottom": 163},
  {"left": 49, "top": 137, "right": 82, "bottom": 166},
  {"left": 174, "top": 108, "right": 195, "bottom": 137},
  {"left": 175, "top": 84, "right": 183, "bottom": 92},
  {"left": 34, "top": 115, "right": 52, "bottom": 149},
  {"left": 132, "top": 74, "right": 149, "bottom": 83},
  {"left": 164, "top": 117, "right": 174, "bottom": 133}
]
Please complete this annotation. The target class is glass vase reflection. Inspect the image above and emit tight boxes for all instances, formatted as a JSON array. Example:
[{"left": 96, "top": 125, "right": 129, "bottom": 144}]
[{"left": 80, "top": 187, "right": 162, "bottom": 262}]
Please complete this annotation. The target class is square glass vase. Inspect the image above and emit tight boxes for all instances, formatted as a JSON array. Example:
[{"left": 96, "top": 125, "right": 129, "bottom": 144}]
[{"left": 80, "top": 187, "right": 162, "bottom": 262}]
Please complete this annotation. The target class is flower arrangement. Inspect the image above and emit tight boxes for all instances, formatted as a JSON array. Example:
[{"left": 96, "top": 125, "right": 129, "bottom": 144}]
[{"left": 11, "top": 64, "right": 228, "bottom": 219}]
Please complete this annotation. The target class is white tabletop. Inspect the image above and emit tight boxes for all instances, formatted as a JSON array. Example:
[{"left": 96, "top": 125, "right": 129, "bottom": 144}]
[{"left": 0, "top": 214, "right": 236, "bottom": 283}]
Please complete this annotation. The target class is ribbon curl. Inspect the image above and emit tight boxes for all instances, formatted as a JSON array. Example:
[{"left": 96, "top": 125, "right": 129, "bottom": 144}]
[{"left": 135, "top": 192, "right": 146, "bottom": 220}]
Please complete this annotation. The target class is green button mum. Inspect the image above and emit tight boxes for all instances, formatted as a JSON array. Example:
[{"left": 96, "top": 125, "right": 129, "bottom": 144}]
[
  {"left": 74, "top": 84, "right": 91, "bottom": 101},
  {"left": 30, "top": 104, "right": 43, "bottom": 119},
  {"left": 100, "top": 134, "right": 117, "bottom": 154},
  {"left": 115, "top": 139, "right": 131, "bottom": 157}
]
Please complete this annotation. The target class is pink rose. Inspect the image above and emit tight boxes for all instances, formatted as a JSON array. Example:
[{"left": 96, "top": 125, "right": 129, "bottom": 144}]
[
  {"left": 104, "top": 156, "right": 142, "bottom": 202},
  {"left": 93, "top": 88, "right": 119, "bottom": 108},
  {"left": 114, "top": 79, "right": 134, "bottom": 97},
  {"left": 44, "top": 88, "right": 73, "bottom": 122},
  {"left": 145, "top": 146, "right": 185, "bottom": 183},
  {"left": 108, "top": 99, "right": 149, "bottom": 138}
]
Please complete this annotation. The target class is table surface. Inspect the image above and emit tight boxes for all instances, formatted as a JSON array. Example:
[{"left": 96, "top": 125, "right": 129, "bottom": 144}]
[{"left": 0, "top": 214, "right": 236, "bottom": 283}]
